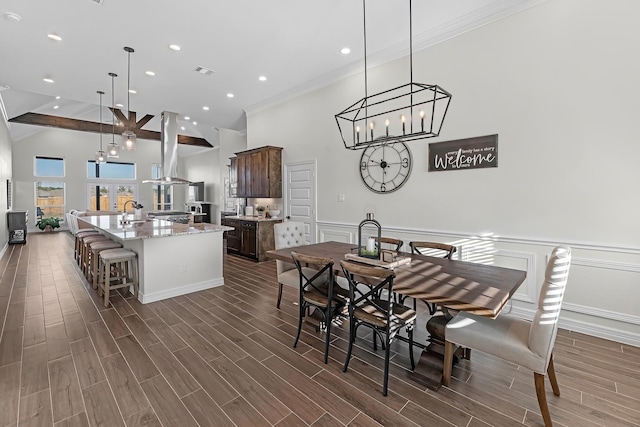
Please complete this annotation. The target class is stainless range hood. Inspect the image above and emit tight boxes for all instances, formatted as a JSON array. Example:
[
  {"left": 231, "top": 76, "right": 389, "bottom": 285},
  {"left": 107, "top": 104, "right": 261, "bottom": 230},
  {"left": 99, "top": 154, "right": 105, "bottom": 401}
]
[{"left": 143, "top": 111, "right": 191, "bottom": 185}]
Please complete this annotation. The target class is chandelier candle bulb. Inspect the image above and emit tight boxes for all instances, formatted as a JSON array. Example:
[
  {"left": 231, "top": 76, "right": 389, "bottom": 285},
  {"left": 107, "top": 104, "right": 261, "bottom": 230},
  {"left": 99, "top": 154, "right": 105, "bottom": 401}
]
[
  {"left": 370, "top": 122, "right": 374, "bottom": 140},
  {"left": 420, "top": 110, "right": 425, "bottom": 132},
  {"left": 401, "top": 115, "right": 406, "bottom": 134},
  {"left": 385, "top": 118, "right": 390, "bottom": 136},
  {"left": 356, "top": 125, "right": 360, "bottom": 143}
]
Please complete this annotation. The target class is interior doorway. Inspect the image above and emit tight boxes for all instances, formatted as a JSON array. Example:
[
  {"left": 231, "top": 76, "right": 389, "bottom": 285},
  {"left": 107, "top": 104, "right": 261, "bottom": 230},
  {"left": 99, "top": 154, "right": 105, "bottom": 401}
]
[{"left": 284, "top": 160, "right": 317, "bottom": 244}]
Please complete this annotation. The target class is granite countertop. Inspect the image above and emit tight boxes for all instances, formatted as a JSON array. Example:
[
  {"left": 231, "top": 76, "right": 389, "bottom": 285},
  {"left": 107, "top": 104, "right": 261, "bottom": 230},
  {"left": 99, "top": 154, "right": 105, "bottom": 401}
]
[
  {"left": 79, "top": 215, "right": 232, "bottom": 241},
  {"left": 223, "top": 215, "right": 283, "bottom": 222}
]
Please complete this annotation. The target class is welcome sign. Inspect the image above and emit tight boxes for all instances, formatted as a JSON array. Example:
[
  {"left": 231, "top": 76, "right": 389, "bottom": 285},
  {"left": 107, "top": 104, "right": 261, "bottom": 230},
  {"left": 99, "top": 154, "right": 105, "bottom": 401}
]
[{"left": 428, "top": 134, "right": 498, "bottom": 172}]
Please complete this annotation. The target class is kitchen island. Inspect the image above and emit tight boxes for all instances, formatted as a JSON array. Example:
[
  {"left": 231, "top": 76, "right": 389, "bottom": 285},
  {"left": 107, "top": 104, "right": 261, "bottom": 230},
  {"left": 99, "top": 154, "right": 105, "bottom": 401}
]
[{"left": 78, "top": 215, "right": 233, "bottom": 303}]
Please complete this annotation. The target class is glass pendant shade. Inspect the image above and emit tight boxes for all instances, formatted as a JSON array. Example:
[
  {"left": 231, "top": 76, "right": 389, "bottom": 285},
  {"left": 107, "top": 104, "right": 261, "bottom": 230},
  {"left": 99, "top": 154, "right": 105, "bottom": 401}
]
[
  {"left": 95, "top": 150, "right": 106, "bottom": 164},
  {"left": 107, "top": 141, "right": 120, "bottom": 158},
  {"left": 122, "top": 130, "right": 136, "bottom": 151}
]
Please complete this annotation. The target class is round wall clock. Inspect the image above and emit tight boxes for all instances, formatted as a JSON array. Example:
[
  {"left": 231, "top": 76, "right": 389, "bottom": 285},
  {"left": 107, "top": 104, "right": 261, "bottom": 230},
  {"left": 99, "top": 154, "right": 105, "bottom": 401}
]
[{"left": 359, "top": 141, "right": 412, "bottom": 193}]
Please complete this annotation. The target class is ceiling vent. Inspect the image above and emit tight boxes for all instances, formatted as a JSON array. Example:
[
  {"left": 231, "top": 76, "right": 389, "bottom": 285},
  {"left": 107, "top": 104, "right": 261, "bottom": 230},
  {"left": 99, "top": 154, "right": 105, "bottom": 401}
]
[
  {"left": 90, "top": 0, "right": 104, "bottom": 4},
  {"left": 194, "top": 66, "right": 215, "bottom": 76}
]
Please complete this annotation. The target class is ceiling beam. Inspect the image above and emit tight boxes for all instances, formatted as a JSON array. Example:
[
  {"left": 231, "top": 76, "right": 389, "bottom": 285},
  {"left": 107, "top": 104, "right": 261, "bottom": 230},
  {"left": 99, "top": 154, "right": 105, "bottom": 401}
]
[{"left": 9, "top": 112, "right": 212, "bottom": 147}]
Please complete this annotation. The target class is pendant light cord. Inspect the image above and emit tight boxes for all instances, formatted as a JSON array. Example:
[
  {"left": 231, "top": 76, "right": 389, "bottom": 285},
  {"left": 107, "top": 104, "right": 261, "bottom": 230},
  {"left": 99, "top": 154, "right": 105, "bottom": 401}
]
[
  {"left": 127, "top": 49, "right": 131, "bottom": 132},
  {"left": 98, "top": 91, "right": 103, "bottom": 150}
]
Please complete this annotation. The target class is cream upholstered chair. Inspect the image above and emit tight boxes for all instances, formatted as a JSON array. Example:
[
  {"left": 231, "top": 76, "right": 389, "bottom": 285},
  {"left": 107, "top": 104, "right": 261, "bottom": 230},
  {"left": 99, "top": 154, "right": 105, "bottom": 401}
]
[
  {"left": 274, "top": 221, "right": 309, "bottom": 308},
  {"left": 443, "top": 246, "right": 571, "bottom": 427}
]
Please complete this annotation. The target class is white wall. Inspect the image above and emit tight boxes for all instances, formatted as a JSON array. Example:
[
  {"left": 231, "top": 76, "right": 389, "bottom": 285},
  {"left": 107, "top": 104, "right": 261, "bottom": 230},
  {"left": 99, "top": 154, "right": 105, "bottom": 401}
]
[
  {"left": 247, "top": 0, "right": 640, "bottom": 345},
  {"left": 11, "top": 127, "right": 164, "bottom": 228},
  {"left": 0, "top": 99, "right": 13, "bottom": 254},
  {"left": 179, "top": 148, "right": 220, "bottom": 220}
]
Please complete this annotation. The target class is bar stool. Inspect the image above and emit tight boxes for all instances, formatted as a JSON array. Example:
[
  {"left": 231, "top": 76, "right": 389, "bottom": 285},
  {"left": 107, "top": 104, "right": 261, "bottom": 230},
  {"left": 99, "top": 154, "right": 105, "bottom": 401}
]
[
  {"left": 80, "top": 235, "right": 111, "bottom": 276},
  {"left": 74, "top": 230, "right": 100, "bottom": 262},
  {"left": 89, "top": 240, "right": 122, "bottom": 288},
  {"left": 98, "top": 248, "right": 139, "bottom": 308}
]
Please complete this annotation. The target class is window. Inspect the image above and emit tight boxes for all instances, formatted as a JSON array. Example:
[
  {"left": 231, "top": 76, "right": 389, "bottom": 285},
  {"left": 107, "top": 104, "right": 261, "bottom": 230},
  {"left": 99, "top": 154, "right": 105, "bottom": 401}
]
[
  {"left": 35, "top": 181, "right": 65, "bottom": 218},
  {"left": 151, "top": 164, "right": 172, "bottom": 211},
  {"left": 35, "top": 156, "right": 64, "bottom": 177},
  {"left": 87, "top": 183, "right": 137, "bottom": 211},
  {"left": 87, "top": 161, "right": 135, "bottom": 179}
]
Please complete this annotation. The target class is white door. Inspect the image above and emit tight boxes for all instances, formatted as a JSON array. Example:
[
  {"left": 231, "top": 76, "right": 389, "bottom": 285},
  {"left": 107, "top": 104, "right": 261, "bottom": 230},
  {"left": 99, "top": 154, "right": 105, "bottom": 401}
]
[{"left": 284, "top": 161, "right": 316, "bottom": 244}]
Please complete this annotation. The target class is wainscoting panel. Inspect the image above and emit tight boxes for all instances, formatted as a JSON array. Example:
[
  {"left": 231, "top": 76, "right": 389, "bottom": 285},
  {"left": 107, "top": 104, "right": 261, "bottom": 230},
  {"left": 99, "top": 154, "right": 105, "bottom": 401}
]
[{"left": 315, "top": 221, "right": 640, "bottom": 347}]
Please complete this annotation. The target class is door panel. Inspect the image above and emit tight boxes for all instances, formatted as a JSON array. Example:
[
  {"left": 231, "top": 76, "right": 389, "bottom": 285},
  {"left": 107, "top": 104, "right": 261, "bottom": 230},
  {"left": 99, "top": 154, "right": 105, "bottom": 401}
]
[{"left": 285, "top": 161, "right": 316, "bottom": 244}]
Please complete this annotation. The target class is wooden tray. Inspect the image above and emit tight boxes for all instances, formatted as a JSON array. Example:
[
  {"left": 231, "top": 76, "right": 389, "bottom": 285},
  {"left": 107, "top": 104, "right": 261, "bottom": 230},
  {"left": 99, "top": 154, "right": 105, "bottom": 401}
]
[{"left": 344, "top": 253, "right": 411, "bottom": 269}]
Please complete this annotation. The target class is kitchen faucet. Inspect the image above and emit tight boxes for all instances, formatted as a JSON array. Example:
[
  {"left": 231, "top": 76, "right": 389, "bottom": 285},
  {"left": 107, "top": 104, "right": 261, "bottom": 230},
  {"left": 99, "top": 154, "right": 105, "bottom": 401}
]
[{"left": 123, "top": 200, "right": 138, "bottom": 214}]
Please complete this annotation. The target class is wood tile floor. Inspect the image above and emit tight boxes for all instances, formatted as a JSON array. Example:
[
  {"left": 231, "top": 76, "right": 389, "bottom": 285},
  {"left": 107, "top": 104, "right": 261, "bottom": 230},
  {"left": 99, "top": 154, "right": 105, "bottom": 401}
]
[{"left": 1, "top": 232, "right": 639, "bottom": 426}]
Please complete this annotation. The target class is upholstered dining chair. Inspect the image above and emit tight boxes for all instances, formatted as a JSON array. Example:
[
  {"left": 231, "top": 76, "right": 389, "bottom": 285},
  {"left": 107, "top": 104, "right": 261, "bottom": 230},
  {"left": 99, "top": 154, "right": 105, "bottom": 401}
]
[
  {"left": 274, "top": 221, "right": 308, "bottom": 308},
  {"left": 340, "top": 260, "right": 416, "bottom": 396},
  {"left": 443, "top": 246, "right": 572, "bottom": 427},
  {"left": 291, "top": 251, "right": 347, "bottom": 364}
]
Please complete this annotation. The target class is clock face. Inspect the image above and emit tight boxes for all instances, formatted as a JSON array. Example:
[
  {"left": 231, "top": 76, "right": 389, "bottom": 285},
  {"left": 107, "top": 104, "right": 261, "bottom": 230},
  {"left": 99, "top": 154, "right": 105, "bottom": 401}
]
[{"left": 359, "top": 141, "right": 412, "bottom": 193}]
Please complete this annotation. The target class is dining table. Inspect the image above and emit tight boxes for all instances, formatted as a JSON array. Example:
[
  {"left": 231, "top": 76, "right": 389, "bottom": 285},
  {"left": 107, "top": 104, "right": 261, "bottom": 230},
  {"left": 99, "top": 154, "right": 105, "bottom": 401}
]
[
  {"left": 267, "top": 241, "right": 527, "bottom": 389},
  {"left": 267, "top": 241, "right": 527, "bottom": 318}
]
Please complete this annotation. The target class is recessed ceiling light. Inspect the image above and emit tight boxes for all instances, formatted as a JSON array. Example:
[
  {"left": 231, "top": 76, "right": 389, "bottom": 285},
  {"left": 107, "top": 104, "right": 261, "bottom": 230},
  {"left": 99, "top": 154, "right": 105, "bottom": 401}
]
[
  {"left": 42, "top": 78, "right": 55, "bottom": 83},
  {"left": 128, "top": 89, "right": 136, "bottom": 94},
  {"left": 226, "top": 93, "right": 234, "bottom": 98},
  {"left": 258, "top": 76, "right": 267, "bottom": 82},
  {"left": 202, "top": 106, "right": 209, "bottom": 111},
  {"left": 47, "top": 34, "right": 62, "bottom": 41},
  {"left": 340, "top": 47, "right": 351, "bottom": 55},
  {"left": 53, "top": 105, "right": 59, "bottom": 109},
  {"left": 116, "top": 103, "right": 123, "bottom": 107},
  {"left": 180, "top": 126, "right": 185, "bottom": 131},
  {"left": 184, "top": 116, "right": 190, "bottom": 120},
  {"left": 55, "top": 95, "right": 61, "bottom": 99},
  {"left": 192, "top": 121, "right": 197, "bottom": 125},
  {"left": 169, "top": 44, "right": 181, "bottom": 51},
  {"left": 4, "top": 12, "right": 22, "bottom": 22},
  {"left": 145, "top": 71, "right": 155, "bottom": 76}
]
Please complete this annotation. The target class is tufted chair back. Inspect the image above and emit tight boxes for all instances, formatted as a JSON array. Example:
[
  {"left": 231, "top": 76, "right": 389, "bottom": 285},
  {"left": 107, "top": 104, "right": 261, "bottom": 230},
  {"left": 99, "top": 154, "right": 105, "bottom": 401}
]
[{"left": 274, "top": 221, "right": 307, "bottom": 277}]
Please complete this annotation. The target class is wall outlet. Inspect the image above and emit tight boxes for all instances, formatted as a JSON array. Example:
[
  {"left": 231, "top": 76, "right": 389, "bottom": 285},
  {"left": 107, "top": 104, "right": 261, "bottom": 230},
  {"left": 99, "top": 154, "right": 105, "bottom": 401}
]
[
  {"left": 179, "top": 262, "right": 187, "bottom": 273},
  {"left": 338, "top": 194, "right": 345, "bottom": 202}
]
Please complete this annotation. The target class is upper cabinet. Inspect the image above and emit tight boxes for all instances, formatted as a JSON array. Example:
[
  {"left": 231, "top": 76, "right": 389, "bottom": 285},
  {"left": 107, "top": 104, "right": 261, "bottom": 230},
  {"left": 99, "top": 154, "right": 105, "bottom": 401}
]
[{"left": 232, "top": 146, "right": 282, "bottom": 198}]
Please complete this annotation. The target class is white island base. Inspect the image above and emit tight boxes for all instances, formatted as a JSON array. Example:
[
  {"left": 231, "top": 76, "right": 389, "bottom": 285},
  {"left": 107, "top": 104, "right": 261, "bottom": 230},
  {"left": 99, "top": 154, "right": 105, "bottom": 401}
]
[
  {"left": 122, "top": 231, "right": 224, "bottom": 303},
  {"left": 78, "top": 215, "right": 231, "bottom": 304}
]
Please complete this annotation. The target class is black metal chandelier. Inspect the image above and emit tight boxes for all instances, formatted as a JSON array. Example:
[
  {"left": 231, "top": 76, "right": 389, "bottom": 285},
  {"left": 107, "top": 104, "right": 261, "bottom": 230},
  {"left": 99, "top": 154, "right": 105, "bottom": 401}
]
[{"left": 335, "top": 0, "right": 452, "bottom": 150}]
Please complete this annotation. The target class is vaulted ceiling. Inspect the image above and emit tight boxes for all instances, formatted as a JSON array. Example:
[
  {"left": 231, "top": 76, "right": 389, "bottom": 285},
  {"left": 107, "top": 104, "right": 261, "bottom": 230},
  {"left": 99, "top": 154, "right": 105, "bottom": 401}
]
[{"left": 0, "top": 0, "right": 545, "bottom": 151}]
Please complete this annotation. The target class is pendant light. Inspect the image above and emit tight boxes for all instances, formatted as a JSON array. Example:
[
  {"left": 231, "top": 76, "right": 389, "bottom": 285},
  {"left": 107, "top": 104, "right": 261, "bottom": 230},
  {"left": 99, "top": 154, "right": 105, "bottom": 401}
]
[
  {"left": 95, "top": 90, "right": 106, "bottom": 164},
  {"left": 122, "top": 46, "right": 136, "bottom": 151},
  {"left": 335, "top": 0, "right": 452, "bottom": 150},
  {"left": 107, "top": 72, "right": 120, "bottom": 158}
]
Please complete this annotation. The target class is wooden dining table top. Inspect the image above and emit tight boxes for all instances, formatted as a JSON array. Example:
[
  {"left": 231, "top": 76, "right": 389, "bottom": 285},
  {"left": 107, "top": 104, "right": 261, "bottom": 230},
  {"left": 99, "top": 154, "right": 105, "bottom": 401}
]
[{"left": 267, "top": 241, "right": 527, "bottom": 318}]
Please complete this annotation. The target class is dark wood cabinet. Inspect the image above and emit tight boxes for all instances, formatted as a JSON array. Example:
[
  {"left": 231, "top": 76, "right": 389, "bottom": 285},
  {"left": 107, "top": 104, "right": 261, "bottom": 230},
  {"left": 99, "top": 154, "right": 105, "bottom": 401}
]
[
  {"left": 223, "top": 218, "right": 241, "bottom": 254},
  {"left": 233, "top": 146, "right": 282, "bottom": 198},
  {"left": 221, "top": 217, "right": 281, "bottom": 262},
  {"left": 239, "top": 221, "right": 257, "bottom": 259}
]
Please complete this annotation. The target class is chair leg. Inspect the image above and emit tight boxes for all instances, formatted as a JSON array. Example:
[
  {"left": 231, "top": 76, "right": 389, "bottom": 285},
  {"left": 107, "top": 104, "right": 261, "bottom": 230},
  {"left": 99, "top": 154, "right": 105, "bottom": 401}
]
[
  {"left": 408, "top": 326, "right": 415, "bottom": 371},
  {"left": 276, "top": 282, "right": 283, "bottom": 308},
  {"left": 547, "top": 354, "right": 560, "bottom": 396},
  {"left": 293, "top": 301, "right": 304, "bottom": 348},
  {"left": 382, "top": 331, "right": 391, "bottom": 396},
  {"left": 442, "top": 341, "right": 455, "bottom": 387},
  {"left": 323, "top": 308, "right": 331, "bottom": 364},
  {"left": 343, "top": 319, "right": 355, "bottom": 373},
  {"left": 373, "top": 330, "right": 378, "bottom": 351},
  {"left": 534, "top": 372, "right": 553, "bottom": 427}
]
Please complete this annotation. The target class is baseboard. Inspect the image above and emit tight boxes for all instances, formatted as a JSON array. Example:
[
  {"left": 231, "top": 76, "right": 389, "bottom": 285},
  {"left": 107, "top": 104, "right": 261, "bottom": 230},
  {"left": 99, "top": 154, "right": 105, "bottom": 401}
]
[{"left": 138, "top": 278, "right": 224, "bottom": 304}]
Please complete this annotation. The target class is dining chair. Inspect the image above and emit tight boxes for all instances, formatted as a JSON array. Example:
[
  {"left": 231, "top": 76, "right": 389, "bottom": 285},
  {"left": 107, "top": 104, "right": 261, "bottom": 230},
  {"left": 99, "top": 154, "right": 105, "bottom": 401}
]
[
  {"left": 407, "top": 241, "right": 457, "bottom": 315},
  {"left": 291, "top": 251, "right": 348, "bottom": 364},
  {"left": 340, "top": 260, "right": 416, "bottom": 396},
  {"left": 443, "top": 246, "right": 572, "bottom": 427},
  {"left": 380, "top": 237, "right": 403, "bottom": 252},
  {"left": 274, "top": 221, "right": 308, "bottom": 308}
]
